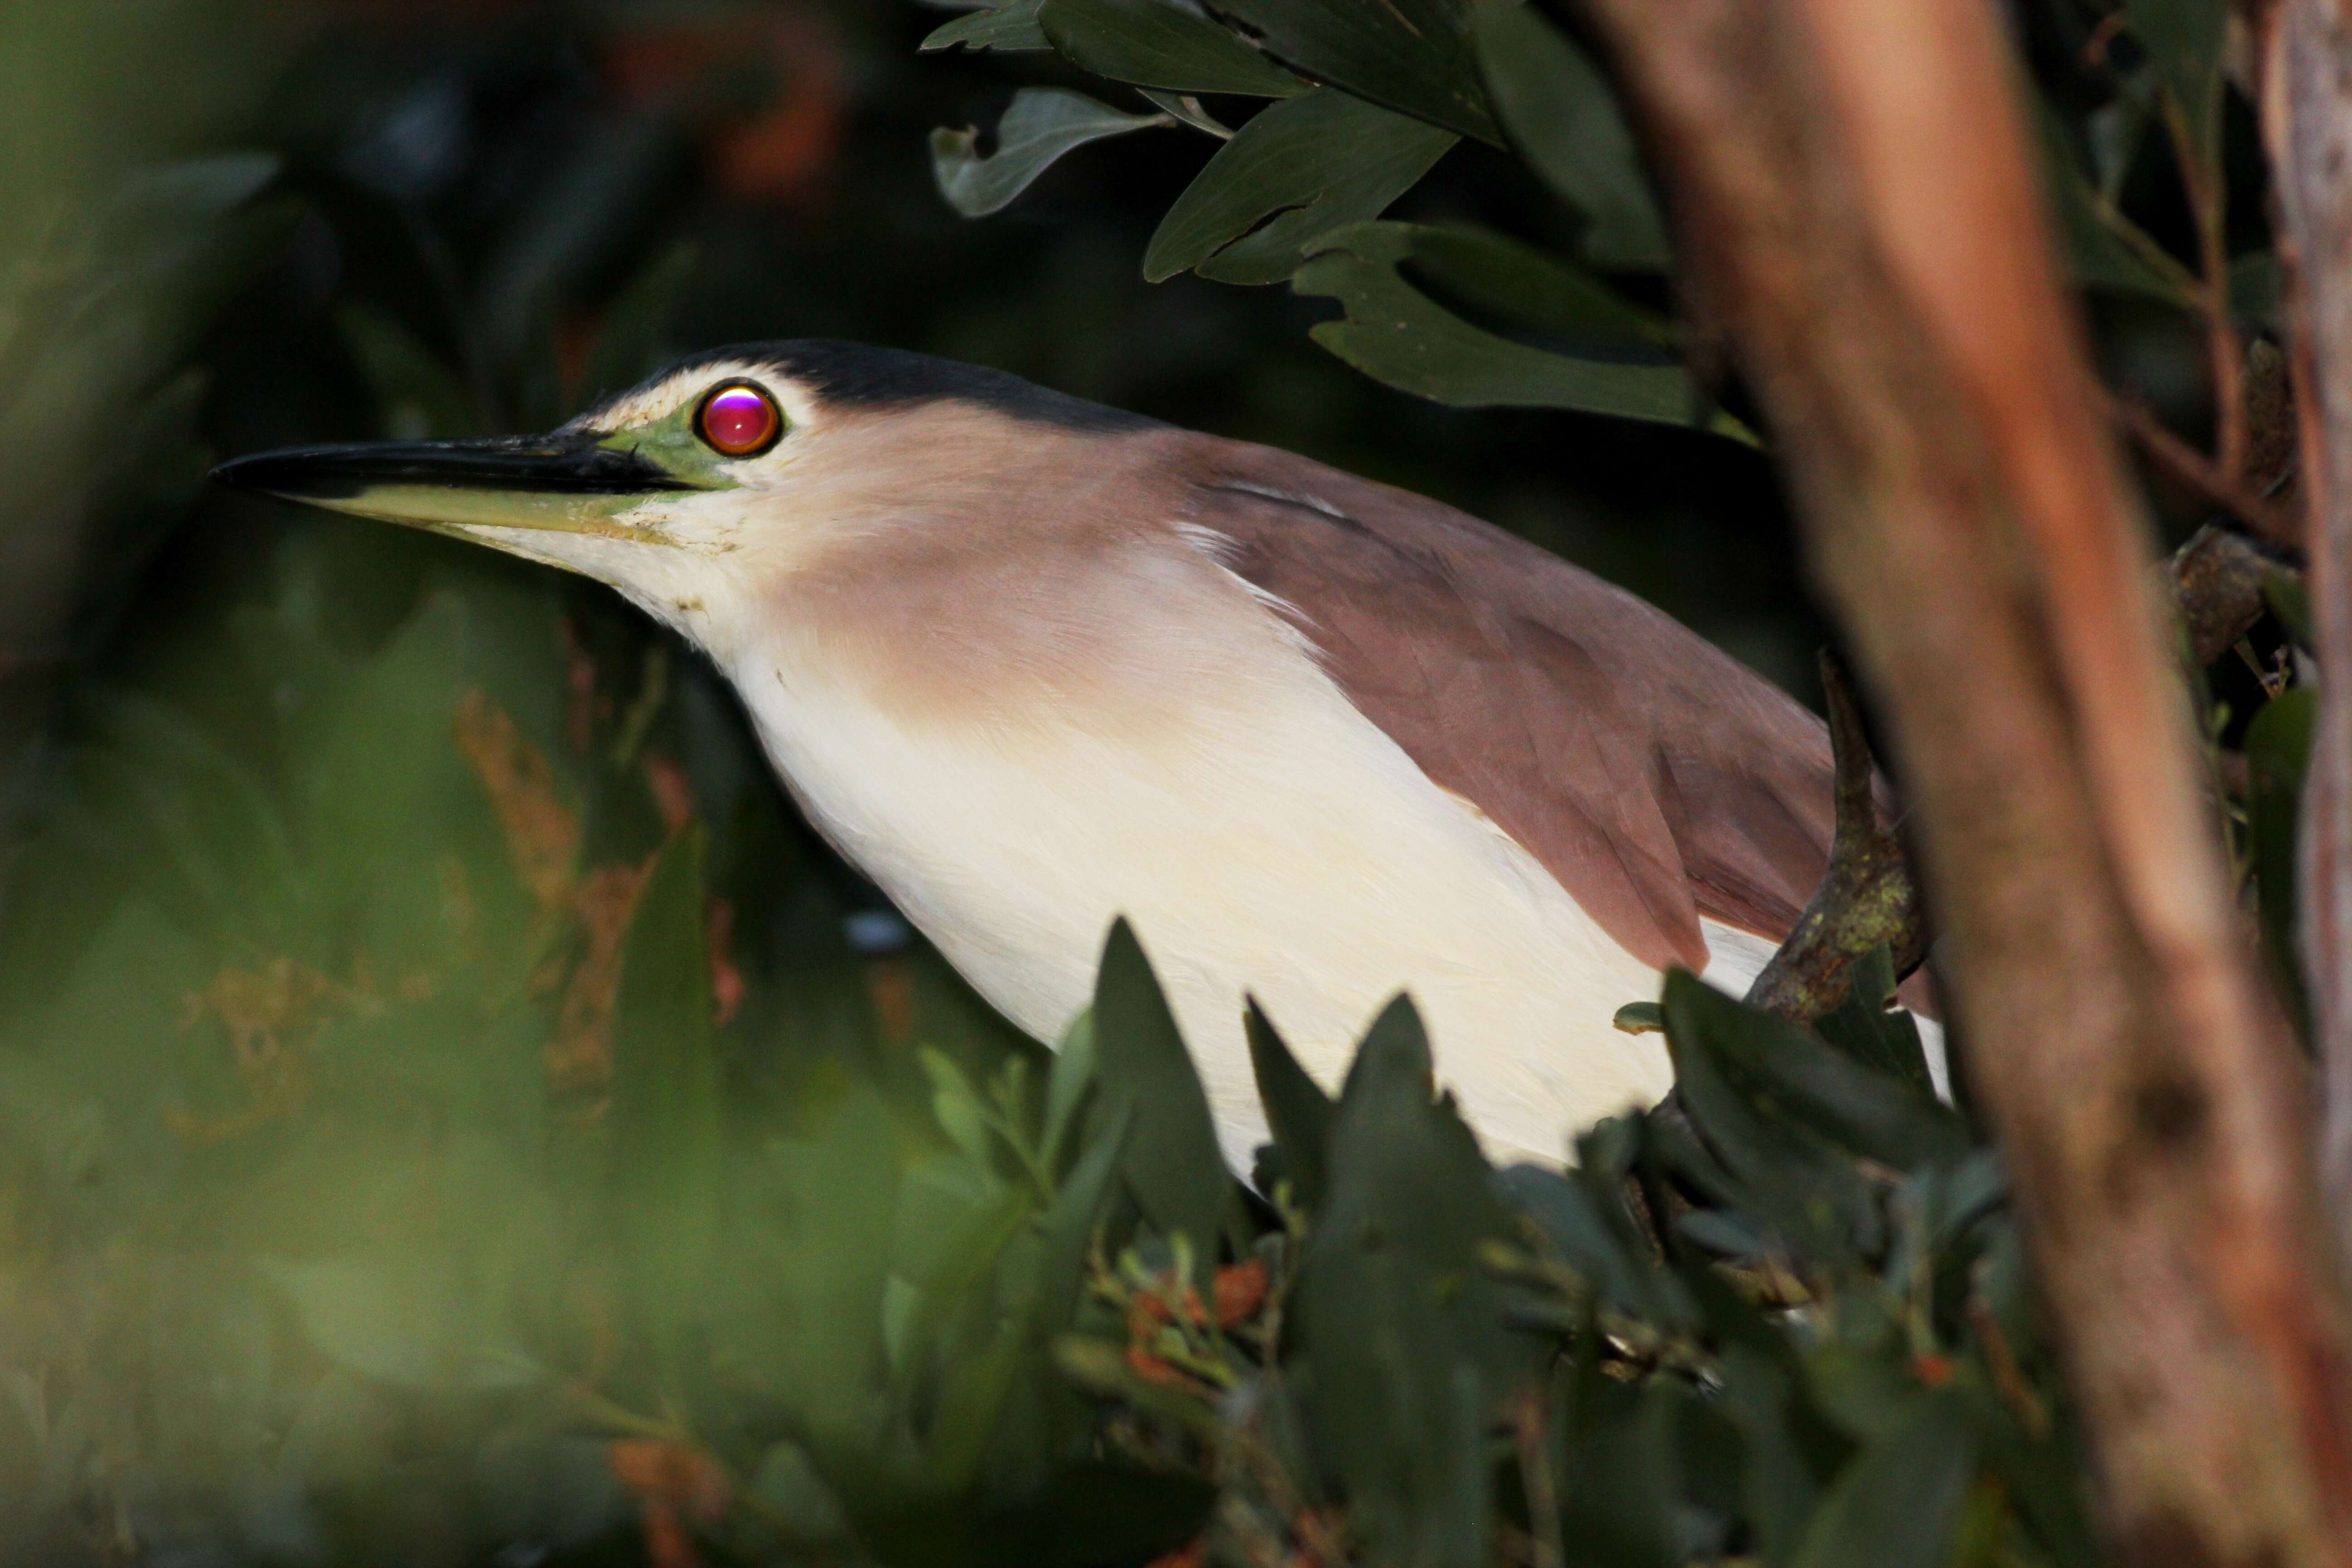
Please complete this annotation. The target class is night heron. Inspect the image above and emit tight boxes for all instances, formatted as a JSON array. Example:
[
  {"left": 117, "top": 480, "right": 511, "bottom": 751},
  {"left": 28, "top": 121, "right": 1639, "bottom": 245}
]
[{"left": 215, "top": 340, "right": 1901, "bottom": 1169}]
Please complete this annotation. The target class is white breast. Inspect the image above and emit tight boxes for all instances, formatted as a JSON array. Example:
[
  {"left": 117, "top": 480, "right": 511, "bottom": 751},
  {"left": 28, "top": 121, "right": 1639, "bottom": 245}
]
[{"left": 723, "top": 577, "right": 1728, "bottom": 1172}]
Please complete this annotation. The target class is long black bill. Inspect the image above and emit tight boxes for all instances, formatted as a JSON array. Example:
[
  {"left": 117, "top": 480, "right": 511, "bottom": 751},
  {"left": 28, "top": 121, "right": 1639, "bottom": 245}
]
[{"left": 210, "top": 432, "right": 690, "bottom": 503}]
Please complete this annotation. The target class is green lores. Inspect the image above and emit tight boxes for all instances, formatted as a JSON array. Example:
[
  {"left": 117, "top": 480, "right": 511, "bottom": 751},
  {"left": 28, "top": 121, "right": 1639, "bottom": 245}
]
[{"left": 209, "top": 382, "right": 771, "bottom": 539}]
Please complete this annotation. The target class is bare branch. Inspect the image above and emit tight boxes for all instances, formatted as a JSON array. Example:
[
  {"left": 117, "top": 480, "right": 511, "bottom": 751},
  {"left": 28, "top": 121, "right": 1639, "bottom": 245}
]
[
  {"left": 2164, "top": 97, "right": 2250, "bottom": 481},
  {"left": 2117, "top": 395, "right": 2305, "bottom": 551},
  {"left": 1746, "top": 524, "right": 2304, "bottom": 1022},
  {"left": 1744, "top": 650, "right": 1923, "bottom": 1019}
]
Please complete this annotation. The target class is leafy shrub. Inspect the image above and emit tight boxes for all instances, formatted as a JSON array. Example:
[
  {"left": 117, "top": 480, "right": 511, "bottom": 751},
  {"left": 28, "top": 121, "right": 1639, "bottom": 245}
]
[
  {"left": 921, "top": 0, "right": 2267, "bottom": 446},
  {"left": 0, "top": 554, "right": 2090, "bottom": 1564}
]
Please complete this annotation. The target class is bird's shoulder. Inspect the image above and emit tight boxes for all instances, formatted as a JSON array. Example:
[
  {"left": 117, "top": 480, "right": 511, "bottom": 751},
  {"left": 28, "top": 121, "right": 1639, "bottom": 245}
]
[{"left": 1146, "top": 431, "right": 1838, "bottom": 973}]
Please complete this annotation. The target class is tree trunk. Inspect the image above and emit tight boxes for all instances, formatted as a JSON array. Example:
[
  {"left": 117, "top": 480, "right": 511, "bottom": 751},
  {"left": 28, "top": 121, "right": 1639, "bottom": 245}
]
[
  {"left": 1569, "top": 0, "right": 2352, "bottom": 1560},
  {"left": 2261, "top": 0, "right": 2352, "bottom": 1298}
]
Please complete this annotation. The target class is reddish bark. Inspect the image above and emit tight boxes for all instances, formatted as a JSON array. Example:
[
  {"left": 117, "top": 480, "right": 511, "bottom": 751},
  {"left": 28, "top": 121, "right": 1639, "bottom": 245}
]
[
  {"left": 1571, "top": 0, "right": 2352, "bottom": 1559},
  {"left": 2259, "top": 0, "right": 2352, "bottom": 1300}
]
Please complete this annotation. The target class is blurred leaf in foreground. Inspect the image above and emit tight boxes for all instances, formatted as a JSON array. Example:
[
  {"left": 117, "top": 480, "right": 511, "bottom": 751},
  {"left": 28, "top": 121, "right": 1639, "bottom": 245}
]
[{"left": 610, "top": 828, "right": 725, "bottom": 1377}]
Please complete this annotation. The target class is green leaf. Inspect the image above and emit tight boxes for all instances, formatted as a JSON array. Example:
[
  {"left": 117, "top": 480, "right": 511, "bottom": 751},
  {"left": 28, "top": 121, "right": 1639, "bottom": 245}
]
[
  {"left": 1811, "top": 946, "right": 1935, "bottom": 1096},
  {"left": 921, "top": 0, "right": 1051, "bottom": 52},
  {"left": 2038, "top": 109, "right": 2196, "bottom": 306},
  {"left": 1675, "top": 973, "right": 1966, "bottom": 1171},
  {"left": 79, "top": 691, "right": 307, "bottom": 931},
  {"left": 942, "top": 1110, "right": 1136, "bottom": 1528},
  {"left": 1144, "top": 91, "right": 1456, "bottom": 285},
  {"left": 1573, "top": 1114, "right": 1706, "bottom": 1319},
  {"left": 1089, "top": 919, "right": 1232, "bottom": 1270},
  {"left": 749, "top": 1443, "right": 855, "bottom": 1547},
  {"left": 1946, "top": 1480, "right": 2009, "bottom": 1568},
  {"left": 2127, "top": 0, "right": 2227, "bottom": 163},
  {"left": 1614, "top": 1000, "right": 1666, "bottom": 1035},
  {"left": 1716, "top": 1345, "right": 1836, "bottom": 1568},
  {"left": 1294, "top": 221, "right": 1742, "bottom": 434},
  {"left": 262, "top": 1254, "right": 541, "bottom": 1393},
  {"left": 1471, "top": 2, "right": 1669, "bottom": 271},
  {"left": 932, "top": 89, "right": 1169, "bottom": 218},
  {"left": 1806, "top": 1321, "right": 1934, "bottom": 1444},
  {"left": 608, "top": 830, "right": 725, "bottom": 1364},
  {"left": 1558, "top": 1380, "right": 1695, "bottom": 1568},
  {"left": 1657, "top": 976, "right": 1880, "bottom": 1259},
  {"left": 1042, "top": 0, "right": 1304, "bottom": 98},
  {"left": 2230, "top": 250, "right": 2282, "bottom": 329},
  {"left": 2249, "top": 686, "right": 2316, "bottom": 1034},
  {"left": 1791, "top": 1398, "right": 1976, "bottom": 1568},
  {"left": 1361, "top": 220, "right": 1672, "bottom": 345},
  {"left": 1922, "top": 1147, "right": 2008, "bottom": 1254},
  {"left": 921, "top": 1046, "right": 1002, "bottom": 1175},
  {"left": 1140, "top": 88, "right": 1236, "bottom": 137},
  {"left": 890, "top": 1154, "right": 1003, "bottom": 1315},
  {"left": 1042, "top": 1104, "right": 1130, "bottom": 1318},
  {"left": 1671, "top": 974, "right": 1969, "bottom": 1173},
  {"left": 888, "top": 1185, "right": 1034, "bottom": 1420},
  {"left": 2268, "top": 572, "right": 2316, "bottom": 652},
  {"left": 294, "top": 594, "right": 557, "bottom": 977},
  {"left": 1294, "top": 996, "right": 1533, "bottom": 1568},
  {"left": 1970, "top": 1382, "right": 2101, "bottom": 1568},
  {"left": 925, "top": 1366, "right": 1042, "bottom": 1505},
  {"left": 1495, "top": 1162, "right": 1687, "bottom": 1326},
  {"left": 1214, "top": 0, "right": 1499, "bottom": 143},
  {"left": 1244, "top": 998, "right": 1333, "bottom": 1210},
  {"left": 750, "top": 1086, "right": 903, "bottom": 1459},
  {"left": 1042, "top": 1009, "right": 1098, "bottom": 1174}
]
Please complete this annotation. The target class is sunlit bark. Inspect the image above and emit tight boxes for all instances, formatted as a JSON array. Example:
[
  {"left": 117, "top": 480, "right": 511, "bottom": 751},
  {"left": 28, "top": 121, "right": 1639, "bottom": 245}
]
[{"left": 1573, "top": 0, "right": 2352, "bottom": 1559}]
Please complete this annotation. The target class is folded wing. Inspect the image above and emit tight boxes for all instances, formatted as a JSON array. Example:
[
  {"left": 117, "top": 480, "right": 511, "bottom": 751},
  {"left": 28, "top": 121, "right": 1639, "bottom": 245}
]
[{"left": 1177, "top": 441, "right": 1840, "bottom": 976}]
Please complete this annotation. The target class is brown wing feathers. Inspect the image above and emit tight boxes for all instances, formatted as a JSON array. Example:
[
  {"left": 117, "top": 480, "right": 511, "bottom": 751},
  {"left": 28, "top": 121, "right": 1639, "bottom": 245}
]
[{"left": 1177, "top": 440, "right": 1841, "bottom": 975}]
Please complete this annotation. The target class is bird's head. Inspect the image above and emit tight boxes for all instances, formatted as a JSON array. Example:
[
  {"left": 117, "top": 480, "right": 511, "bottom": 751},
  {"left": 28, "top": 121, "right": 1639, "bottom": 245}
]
[{"left": 211, "top": 341, "right": 1161, "bottom": 654}]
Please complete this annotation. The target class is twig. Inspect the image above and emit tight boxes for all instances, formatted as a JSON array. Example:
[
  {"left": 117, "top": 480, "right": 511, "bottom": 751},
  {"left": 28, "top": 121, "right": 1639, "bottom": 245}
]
[
  {"left": 1966, "top": 1295, "right": 2050, "bottom": 1441},
  {"left": 1744, "top": 650, "right": 1924, "bottom": 1020},
  {"left": 1215, "top": 1495, "right": 1292, "bottom": 1568},
  {"left": 2082, "top": 9, "right": 2130, "bottom": 69},
  {"left": 2082, "top": 181, "right": 2205, "bottom": 304},
  {"left": 2163, "top": 95, "right": 2248, "bottom": 480},
  {"left": 2115, "top": 395, "right": 2303, "bottom": 550},
  {"left": 1740, "top": 517, "right": 2303, "bottom": 1029},
  {"left": 1510, "top": 1390, "right": 1564, "bottom": 1568},
  {"left": 1140, "top": 91, "right": 1234, "bottom": 140}
]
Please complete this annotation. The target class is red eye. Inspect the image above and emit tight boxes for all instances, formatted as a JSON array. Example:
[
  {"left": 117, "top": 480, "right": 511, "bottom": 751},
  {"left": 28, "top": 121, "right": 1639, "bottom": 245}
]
[{"left": 696, "top": 382, "right": 782, "bottom": 456}]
